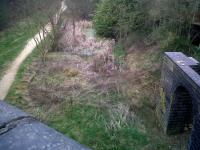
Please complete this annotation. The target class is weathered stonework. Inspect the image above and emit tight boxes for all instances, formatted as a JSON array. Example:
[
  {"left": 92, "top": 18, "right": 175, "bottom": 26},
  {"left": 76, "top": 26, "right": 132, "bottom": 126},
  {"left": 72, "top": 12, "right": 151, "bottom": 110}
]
[
  {"left": 0, "top": 101, "right": 91, "bottom": 150},
  {"left": 161, "top": 52, "right": 200, "bottom": 150}
]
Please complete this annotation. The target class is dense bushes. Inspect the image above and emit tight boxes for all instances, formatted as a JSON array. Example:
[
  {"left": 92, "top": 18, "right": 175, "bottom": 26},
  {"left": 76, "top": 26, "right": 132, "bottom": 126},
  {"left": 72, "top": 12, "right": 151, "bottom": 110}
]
[
  {"left": 93, "top": 0, "right": 118, "bottom": 37},
  {"left": 93, "top": 0, "right": 200, "bottom": 57},
  {"left": 93, "top": 0, "right": 151, "bottom": 38}
]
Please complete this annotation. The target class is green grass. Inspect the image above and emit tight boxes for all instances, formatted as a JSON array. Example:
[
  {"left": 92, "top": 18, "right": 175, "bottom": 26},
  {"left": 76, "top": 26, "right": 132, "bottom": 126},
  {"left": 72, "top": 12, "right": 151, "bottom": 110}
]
[
  {"left": 0, "top": 20, "right": 37, "bottom": 77},
  {"left": 49, "top": 104, "right": 148, "bottom": 150},
  {"left": 6, "top": 45, "right": 39, "bottom": 108},
  {"left": 113, "top": 43, "right": 126, "bottom": 59}
]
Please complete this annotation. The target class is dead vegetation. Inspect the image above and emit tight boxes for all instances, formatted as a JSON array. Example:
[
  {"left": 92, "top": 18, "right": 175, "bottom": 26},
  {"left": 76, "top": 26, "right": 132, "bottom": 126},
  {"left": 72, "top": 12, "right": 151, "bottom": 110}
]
[
  {"left": 17, "top": 20, "right": 161, "bottom": 117},
  {"left": 14, "top": 21, "right": 131, "bottom": 122}
]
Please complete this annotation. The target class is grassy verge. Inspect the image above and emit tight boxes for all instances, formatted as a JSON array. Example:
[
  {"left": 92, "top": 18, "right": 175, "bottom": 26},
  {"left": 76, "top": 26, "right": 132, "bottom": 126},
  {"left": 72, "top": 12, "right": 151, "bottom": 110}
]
[
  {"left": 0, "top": 20, "right": 37, "bottom": 77},
  {"left": 6, "top": 45, "right": 39, "bottom": 107},
  {"left": 48, "top": 96, "right": 149, "bottom": 150}
]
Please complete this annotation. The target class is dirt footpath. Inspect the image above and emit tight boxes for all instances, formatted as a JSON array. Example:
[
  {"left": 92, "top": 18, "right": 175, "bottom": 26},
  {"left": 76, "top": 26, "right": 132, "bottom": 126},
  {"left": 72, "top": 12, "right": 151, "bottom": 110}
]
[{"left": 0, "top": 1, "right": 67, "bottom": 100}]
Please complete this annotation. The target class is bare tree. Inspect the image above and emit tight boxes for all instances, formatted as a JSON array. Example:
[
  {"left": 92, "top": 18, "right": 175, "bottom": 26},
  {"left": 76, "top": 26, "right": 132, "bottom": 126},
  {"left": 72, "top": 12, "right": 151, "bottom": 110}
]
[
  {"left": 64, "top": 0, "right": 93, "bottom": 45},
  {"left": 26, "top": 0, "right": 66, "bottom": 63}
]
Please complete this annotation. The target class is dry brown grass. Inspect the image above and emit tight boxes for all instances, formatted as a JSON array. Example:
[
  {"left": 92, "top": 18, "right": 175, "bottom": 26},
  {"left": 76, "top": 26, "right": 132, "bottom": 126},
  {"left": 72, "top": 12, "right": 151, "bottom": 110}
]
[
  {"left": 19, "top": 21, "right": 161, "bottom": 132},
  {"left": 26, "top": 38, "right": 158, "bottom": 114}
]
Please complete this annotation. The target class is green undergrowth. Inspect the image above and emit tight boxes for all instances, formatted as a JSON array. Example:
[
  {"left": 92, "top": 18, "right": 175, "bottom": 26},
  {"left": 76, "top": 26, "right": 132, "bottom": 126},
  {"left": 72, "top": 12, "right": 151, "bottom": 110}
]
[
  {"left": 151, "top": 28, "right": 200, "bottom": 60},
  {"left": 0, "top": 20, "right": 37, "bottom": 77},
  {"left": 6, "top": 45, "right": 40, "bottom": 108},
  {"left": 113, "top": 42, "right": 126, "bottom": 67},
  {"left": 113, "top": 42, "right": 126, "bottom": 59},
  {"left": 137, "top": 96, "right": 189, "bottom": 150},
  {"left": 49, "top": 104, "right": 148, "bottom": 150}
]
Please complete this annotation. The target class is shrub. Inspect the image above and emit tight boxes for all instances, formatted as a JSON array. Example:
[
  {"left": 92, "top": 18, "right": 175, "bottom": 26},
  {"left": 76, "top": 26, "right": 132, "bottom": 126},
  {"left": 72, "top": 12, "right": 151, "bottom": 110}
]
[
  {"left": 113, "top": 42, "right": 126, "bottom": 59},
  {"left": 93, "top": 0, "right": 151, "bottom": 39},
  {"left": 93, "top": 0, "right": 119, "bottom": 37},
  {"left": 155, "top": 29, "right": 196, "bottom": 55},
  {"left": 193, "top": 46, "right": 200, "bottom": 60},
  {"left": 93, "top": 0, "right": 200, "bottom": 58}
]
